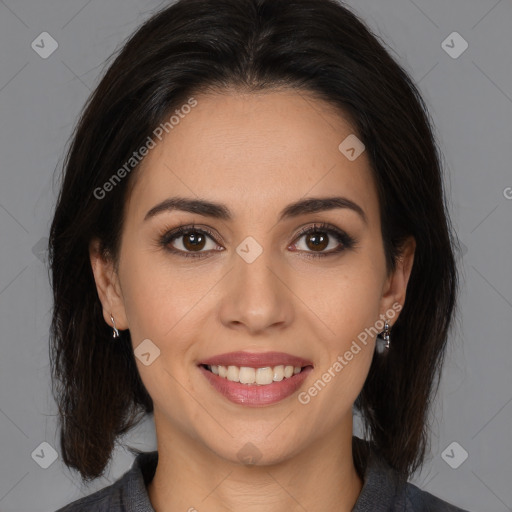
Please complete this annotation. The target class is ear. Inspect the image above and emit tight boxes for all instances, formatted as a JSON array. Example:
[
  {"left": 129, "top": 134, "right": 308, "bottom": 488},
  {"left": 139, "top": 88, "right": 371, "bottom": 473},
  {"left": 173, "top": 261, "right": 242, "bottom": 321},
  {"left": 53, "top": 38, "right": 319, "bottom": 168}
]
[
  {"left": 379, "top": 236, "right": 416, "bottom": 325},
  {"left": 89, "top": 238, "right": 129, "bottom": 331}
]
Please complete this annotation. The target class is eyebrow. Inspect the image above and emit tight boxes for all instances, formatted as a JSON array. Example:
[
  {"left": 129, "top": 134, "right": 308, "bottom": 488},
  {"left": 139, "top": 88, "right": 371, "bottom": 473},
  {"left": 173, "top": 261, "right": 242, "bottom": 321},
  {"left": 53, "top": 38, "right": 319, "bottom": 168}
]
[{"left": 144, "top": 195, "right": 367, "bottom": 225}]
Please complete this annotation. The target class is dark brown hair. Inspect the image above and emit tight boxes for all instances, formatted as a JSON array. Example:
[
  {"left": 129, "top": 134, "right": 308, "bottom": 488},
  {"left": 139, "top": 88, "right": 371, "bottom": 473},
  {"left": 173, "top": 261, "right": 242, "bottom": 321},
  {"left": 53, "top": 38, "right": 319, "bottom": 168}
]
[{"left": 49, "top": 0, "right": 460, "bottom": 482}]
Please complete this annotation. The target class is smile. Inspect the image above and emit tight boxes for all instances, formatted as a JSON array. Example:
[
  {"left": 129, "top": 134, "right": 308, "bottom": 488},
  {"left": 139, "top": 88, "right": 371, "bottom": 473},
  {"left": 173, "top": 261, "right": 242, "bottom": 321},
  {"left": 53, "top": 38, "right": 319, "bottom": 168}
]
[
  {"left": 198, "top": 364, "right": 314, "bottom": 406},
  {"left": 202, "top": 364, "right": 305, "bottom": 385}
]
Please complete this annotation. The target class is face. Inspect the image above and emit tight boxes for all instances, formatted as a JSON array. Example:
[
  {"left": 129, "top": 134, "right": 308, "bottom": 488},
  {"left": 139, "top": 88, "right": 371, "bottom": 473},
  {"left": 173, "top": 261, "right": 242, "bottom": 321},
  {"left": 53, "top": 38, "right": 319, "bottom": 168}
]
[{"left": 90, "top": 89, "right": 414, "bottom": 466}]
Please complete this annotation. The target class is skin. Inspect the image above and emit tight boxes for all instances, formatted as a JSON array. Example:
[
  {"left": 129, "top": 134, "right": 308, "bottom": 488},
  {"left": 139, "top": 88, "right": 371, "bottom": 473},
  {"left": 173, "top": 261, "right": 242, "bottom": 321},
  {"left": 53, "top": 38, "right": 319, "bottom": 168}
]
[{"left": 89, "top": 89, "right": 415, "bottom": 512}]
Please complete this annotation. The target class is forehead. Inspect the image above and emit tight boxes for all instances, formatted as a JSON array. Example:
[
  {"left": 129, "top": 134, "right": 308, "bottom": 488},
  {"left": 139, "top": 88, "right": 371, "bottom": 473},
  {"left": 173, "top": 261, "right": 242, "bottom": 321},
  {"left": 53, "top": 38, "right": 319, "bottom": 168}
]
[{"left": 125, "top": 89, "right": 379, "bottom": 226}]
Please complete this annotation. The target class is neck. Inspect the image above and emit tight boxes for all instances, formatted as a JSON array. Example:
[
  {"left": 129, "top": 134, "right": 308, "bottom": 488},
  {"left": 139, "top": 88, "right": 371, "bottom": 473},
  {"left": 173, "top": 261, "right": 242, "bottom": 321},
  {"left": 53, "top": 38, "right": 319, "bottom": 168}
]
[{"left": 147, "top": 415, "right": 364, "bottom": 512}]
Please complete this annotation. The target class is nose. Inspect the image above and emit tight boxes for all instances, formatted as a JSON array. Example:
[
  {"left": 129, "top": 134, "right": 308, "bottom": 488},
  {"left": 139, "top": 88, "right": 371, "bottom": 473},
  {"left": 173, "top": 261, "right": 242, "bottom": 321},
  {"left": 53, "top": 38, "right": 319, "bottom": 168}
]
[{"left": 218, "top": 245, "right": 294, "bottom": 335}]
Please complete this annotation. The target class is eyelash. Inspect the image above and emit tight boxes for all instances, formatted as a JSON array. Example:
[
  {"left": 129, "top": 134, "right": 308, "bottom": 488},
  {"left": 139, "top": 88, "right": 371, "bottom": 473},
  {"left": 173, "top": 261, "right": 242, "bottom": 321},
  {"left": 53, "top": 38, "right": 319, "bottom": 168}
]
[{"left": 158, "top": 222, "right": 356, "bottom": 260}]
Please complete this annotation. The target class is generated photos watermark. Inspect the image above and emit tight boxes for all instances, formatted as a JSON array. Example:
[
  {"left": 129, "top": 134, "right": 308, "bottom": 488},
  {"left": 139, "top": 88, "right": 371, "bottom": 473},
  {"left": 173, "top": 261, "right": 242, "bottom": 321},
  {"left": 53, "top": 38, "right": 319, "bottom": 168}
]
[
  {"left": 298, "top": 302, "right": 402, "bottom": 404},
  {"left": 93, "top": 97, "right": 198, "bottom": 200}
]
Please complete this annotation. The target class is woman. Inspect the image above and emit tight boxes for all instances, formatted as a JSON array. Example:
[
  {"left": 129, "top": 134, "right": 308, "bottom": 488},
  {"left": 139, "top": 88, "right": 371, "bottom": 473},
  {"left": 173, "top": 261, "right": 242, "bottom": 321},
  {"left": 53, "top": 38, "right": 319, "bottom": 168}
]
[{"left": 49, "top": 0, "right": 469, "bottom": 510}]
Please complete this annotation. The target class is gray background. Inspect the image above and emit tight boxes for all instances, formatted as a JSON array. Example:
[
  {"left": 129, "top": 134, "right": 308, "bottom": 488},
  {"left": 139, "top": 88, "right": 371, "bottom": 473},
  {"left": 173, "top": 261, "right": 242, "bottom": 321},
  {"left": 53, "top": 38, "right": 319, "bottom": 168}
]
[{"left": 0, "top": 0, "right": 511, "bottom": 510}]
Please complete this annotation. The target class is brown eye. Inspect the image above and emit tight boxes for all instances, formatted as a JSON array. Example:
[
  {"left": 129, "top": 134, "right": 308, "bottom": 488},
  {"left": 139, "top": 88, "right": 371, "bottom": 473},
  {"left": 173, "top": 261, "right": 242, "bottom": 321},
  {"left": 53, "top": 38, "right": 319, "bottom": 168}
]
[
  {"left": 181, "top": 231, "right": 207, "bottom": 251},
  {"left": 293, "top": 228, "right": 341, "bottom": 254},
  {"left": 304, "top": 231, "right": 329, "bottom": 252},
  {"left": 290, "top": 223, "right": 356, "bottom": 258},
  {"left": 160, "top": 226, "right": 222, "bottom": 258}
]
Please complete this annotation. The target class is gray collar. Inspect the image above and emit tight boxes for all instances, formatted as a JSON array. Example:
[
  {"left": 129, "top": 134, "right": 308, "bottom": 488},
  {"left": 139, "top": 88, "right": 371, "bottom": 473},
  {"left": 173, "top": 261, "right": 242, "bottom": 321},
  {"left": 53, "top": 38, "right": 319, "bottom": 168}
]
[{"left": 124, "top": 437, "right": 406, "bottom": 511}]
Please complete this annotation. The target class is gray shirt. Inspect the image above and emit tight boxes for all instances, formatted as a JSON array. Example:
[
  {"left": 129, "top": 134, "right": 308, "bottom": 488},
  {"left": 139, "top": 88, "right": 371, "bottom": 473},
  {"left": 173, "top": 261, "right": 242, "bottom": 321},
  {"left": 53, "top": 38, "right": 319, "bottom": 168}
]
[{"left": 55, "top": 440, "right": 471, "bottom": 511}]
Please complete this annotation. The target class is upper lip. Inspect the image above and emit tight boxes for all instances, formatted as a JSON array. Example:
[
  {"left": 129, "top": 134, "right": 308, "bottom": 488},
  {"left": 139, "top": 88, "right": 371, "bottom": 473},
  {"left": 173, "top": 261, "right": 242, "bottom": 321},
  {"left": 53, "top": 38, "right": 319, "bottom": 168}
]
[{"left": 199, "top": 351, "right": 313, "bottom": 368}]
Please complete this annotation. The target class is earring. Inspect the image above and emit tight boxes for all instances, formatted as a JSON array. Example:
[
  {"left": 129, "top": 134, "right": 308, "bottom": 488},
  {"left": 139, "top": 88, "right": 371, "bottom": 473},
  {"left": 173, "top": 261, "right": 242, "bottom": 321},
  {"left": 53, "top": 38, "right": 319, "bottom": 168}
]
[
  {"left": 110, "top": 313, "right": 120, "bottom": 339},
  {"left": 376, "top": 319, "right": 391, "bottom": 354}
]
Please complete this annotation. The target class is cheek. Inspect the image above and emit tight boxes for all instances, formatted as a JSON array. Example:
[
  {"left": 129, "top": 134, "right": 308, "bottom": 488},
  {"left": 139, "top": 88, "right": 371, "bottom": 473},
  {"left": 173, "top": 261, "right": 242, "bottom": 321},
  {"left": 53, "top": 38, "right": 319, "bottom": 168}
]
[
  {"left": 118, "top": 247, "right": 186, "bottom": 343},
  {"left": 119, "top": 246, "right": 220, "bottom": 377},
  {"left": 296, "top": 260, "right": 383, "bottom": 340},
  {"left": 119, "top": 250, "right": 199, "bottom": 414},
  {"left": 293, "top": 256, "right": 383, "bottom": 398}
]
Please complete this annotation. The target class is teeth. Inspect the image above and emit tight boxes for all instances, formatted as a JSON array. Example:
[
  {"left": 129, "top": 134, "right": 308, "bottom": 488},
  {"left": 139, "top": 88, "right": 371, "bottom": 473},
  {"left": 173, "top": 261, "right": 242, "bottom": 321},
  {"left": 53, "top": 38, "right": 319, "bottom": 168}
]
[
  {"left": 227, "top": 365, "right": 239, "bottom": 382},
  {"left": 206, "top": 364, "right": 303, "bottom": 385},
  {"left": 255, "top": 367, "right": 273, "bottom": 385},
  {"left": 239, "top": 366, "right": 256, "bottom": 384}
]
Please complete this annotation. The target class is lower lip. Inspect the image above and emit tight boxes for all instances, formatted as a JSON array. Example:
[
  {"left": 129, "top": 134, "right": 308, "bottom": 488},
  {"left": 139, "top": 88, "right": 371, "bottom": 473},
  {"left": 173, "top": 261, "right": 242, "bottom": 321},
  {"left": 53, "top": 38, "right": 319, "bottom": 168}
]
[{"left": 198, "top": 365, "right": 313, "bottom": 407}]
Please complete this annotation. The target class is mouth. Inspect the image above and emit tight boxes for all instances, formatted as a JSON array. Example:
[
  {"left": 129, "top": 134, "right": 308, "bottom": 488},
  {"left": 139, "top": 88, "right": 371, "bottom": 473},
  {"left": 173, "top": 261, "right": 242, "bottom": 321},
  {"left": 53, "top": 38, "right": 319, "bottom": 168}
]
[
  {"left": 199, "top": 363, "right": 313, "bottom": 386},
  {"left": 197, "top": 351, "right": 314, "bottom": 406},
  {"left": 197, "top": 352, "right": 314, "bottom": 406}
]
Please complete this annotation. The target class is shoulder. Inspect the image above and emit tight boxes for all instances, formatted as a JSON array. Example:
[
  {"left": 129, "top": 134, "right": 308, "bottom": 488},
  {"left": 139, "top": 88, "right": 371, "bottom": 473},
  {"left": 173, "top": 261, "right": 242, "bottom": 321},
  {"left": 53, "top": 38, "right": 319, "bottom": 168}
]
[
  {"left": 54, "top": 482, "right": 121, "bottom": 511},
  {"left": 352, "top": 436, "right": 472, "bottom": 512},
  {"left": 404, "top": 481, "right": 471, "bottom": 512},
  {"left": 54, "top": 450, "right": 158, "bottom": 512}
]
